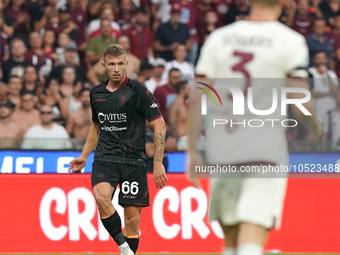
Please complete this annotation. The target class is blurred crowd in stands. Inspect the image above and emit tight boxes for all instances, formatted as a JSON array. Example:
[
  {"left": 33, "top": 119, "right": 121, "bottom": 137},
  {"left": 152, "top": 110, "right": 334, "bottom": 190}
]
[{"left": 0, "top": 0, "right": 339, "bottom": 162}]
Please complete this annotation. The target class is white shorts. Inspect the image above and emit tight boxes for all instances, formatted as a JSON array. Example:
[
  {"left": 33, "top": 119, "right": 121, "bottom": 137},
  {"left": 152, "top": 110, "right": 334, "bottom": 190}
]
[{"left": 209, "top": 177, "right": 287, "bottom": 230}]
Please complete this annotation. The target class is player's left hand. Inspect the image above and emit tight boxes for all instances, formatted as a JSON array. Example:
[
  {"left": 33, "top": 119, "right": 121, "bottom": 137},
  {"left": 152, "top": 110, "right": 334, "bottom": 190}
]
[{"left": 153, "top": 162, "right": 168, "bottom": 188}]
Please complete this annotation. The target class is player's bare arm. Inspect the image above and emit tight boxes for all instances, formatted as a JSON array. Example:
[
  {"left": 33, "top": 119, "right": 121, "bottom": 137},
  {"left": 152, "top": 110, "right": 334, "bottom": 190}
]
[
  {"left": 68, "top": 121, "right": 100, "bottom": 174},
  {"left": 148, "top": 116, "right": 168, "bottom": 189}
]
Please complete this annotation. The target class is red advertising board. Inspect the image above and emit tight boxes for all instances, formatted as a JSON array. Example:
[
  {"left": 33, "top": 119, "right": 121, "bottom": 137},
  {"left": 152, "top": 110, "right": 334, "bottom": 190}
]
[{"left": 0, "top": 174, "right": 340, "bottom": 253}]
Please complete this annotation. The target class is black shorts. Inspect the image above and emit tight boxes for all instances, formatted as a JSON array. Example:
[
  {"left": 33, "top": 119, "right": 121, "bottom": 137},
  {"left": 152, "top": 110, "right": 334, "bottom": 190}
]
[{"left": 91, "top": 161, "right": 149, "bottom": 207}]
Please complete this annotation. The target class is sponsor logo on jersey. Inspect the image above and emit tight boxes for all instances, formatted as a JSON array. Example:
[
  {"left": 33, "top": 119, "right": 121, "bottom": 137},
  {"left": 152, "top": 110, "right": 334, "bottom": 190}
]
[
  {"left": 150, "top": 103, "right": 158, "bottom": 108},
  {"left": 101, "top": 126, "right": 128, "bottom": 131},
  {"left": 98, "top": 112, "right": 127, "bottom": 123},
  {"left": 95, "top": 98, "right": 106, "bottom": 102}
]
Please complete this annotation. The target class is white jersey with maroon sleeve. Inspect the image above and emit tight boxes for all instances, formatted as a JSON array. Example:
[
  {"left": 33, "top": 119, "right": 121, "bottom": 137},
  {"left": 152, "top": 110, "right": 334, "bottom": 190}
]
[{"left": 195, "top": 20, "right": 309, "bottom": 166}]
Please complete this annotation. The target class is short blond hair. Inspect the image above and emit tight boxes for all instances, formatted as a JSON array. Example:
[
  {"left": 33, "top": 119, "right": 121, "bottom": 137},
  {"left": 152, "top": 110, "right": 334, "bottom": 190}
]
[{"left": 103, "top": 44, "right": 128, "bottom": 62}]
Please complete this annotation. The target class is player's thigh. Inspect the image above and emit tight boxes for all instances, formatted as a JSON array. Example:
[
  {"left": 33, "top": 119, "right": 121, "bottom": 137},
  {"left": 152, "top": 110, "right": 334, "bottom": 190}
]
[
  {"left": 237, "top": 178, "right": 287, "bottom": 229},
  {"left": 209, "top": 178, "right": 242, "bottom": 226},
  {"left": 91, "top": 161, "right": 119, "bottom": 202},
  {"left": 119, "top": 163, "right": 149, "bottom": 207}
]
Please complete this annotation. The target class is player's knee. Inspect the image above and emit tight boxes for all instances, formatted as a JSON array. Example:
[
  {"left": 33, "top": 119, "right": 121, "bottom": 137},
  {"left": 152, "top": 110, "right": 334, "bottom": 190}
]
[
  {"left": 125, "top": 214, "right": 140, "bottom": 232},
  {"left": 94, "top": 194, "right": 111, "bottom": 211}
]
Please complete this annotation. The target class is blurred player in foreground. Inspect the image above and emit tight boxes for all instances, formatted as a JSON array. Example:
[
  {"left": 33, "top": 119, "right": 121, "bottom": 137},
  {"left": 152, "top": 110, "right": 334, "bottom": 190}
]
[
  {"left": 187, "top": 0, "right": 323, "bottom": 254},
  {"left": 68, "top": 44, "right": 167, "bottom": 255}
]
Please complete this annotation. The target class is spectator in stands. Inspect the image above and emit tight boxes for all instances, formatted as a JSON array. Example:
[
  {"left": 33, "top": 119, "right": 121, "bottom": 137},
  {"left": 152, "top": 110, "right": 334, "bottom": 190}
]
[
  {"left": 58, "top": 5, "right": 78, "bottom": 43},
  {"left": 66, "top": 88, "right": 91, "bottom": 144},
  {"left": 280, "top": 0, "right": 296, "bottom": 28},
  {"left": 117, "top": 34, "right": 140, "bottom": 79},
  {"left": 33, "top": 0, "right": 59, "bottom": 32},
  {"left": 291, "top": 0, "right": 316, "bottom": 37},
  {"left": 40, "top": 79, "right": 66, "bottom": 125},
  {"left": 318, "top": 0, "right": 340, "bottom": 27},
  {"left": 42, "top": 9, "right": 61, "bottom": 35},
  {"left": 64, "top": 80, "right": 83, "bottom": 118},
  {"left": 309, "top": 50, "right": 339, "bottom": 123},
  {"left": 137, "top": 0, "right": 151, "bottom": 19},
  {"left": 195, "top": 0, "right": 216, "bottom": 38},
  {"left": 162, "top": 44, "right": 194, "bottom": 82},
  {"left": 198, "top": 10, "right": 218, "bottom": 43},
  {"left": 0, "top": 101, "right": 22, "bottom": 148},
  {"left": 22, "top": 65, "right": 43, "bottom": 97},
  {"left": 145, "top": 58, "right": 166, "bottom": 94},
  {"left": 116, "top": 0, "right": 135, "bottom": 30},
  {"left": 25, "top": 31, "right": 56, "bottom": 79},
  {"left": 0, "top": 14, "right": 9, "bottom": 63},
  {"left": 150, "top": 0, "right": 170, "bottom": 31},
  {"left": 332, "top": 48, "right": 340, "bottom": 77},
  {"left": 153, "top": 68, "right": 181, "bottom": 125},
  {"left": 323, "top": 90, "right": 340, "bottom": 147},
  {"left": 145, "top": 125, "right": 177, "bottom": 172},
  {"left": 11, "top": 91, "right": 40, "bottom": 134},
  {"left": 211, "top": 0, "right": 233, "bottom": 25},
  {"left": 56, "top": 34, "right": 81, "bottom": 66},
  {"left": 168, "top": 81, "right": 190, "bottom": 150},
  {"left": 2, "top": 38, "right": 32, "bottom": 83},
  {"left": 5, "top": 0, "right": 31, "bottom": 44},
  {"left": 49, "top": 42, "right": 86, "bottom": 84},
  {"left": 202, "top": 31, "right": 211, "bottom": 45},
  {"left": 171, "top": 0, "right": 199, "bottom": 64},
  {"left": 6, "top": 75, "right": 23, "bottom": 109},
  {"left": 87, "top": 0, "right": 119, "bottom": 22},
  {"left": 85, "top": 19, "right": 116, "bottom": 66},
  {"left": 67, "top": 0, "right": 88, "bottom": 51},
  {"left": 154, "top": 3, "right": 191, "bottom": 62},
  {"left": 86, "top": 59, "right": 107, "bottom": 85},
  {"left": 306, "top": 18, "right": 332, "bottom": 67},
  {"left": 124, "top": 8, "right": 153, "bottom": 60},
  {"left": 43, "top": 30, "right": 57, "bottom": 55},
  {"left": 79, "top": 0, "right": 89, "bottom": 11},
  {"left": 327, "top": 14, "right": 340, "bottom": 52},
  {"left": 87, "top": 34, "right": 140, "bottom": 84},
  {"left": 59, "top": 65, "right": 77, "bottom": 98},
  {"left": 137, "top": 60, "right": 154, "bottom": 84},
  {"left": 87, "top": 4, "right": 121, "bottom": 40},
  {"left": 21, "top": 104, "right": 72, "bottom": 149},
  {"left": 223, "top": 0, "right": 249, "bottom": 25},
  {"left": 0, "top": 0, "right": 14, "bottom": 38}
]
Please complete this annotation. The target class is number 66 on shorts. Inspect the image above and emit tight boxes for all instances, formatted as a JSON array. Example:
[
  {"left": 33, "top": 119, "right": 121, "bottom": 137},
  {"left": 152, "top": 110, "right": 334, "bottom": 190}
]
[{"left": 91, "top": 161, "right": 150, "bottom": 207}]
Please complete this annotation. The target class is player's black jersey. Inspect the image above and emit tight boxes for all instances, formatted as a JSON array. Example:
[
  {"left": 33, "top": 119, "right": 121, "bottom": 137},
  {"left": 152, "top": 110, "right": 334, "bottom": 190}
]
[{"left": 90, "top": 77, "right": 162, "bottom": 165}]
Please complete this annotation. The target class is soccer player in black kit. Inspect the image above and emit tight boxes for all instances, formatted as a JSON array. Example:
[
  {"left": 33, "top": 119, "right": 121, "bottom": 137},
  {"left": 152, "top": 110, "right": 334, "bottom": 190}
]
[{"left": 68, "top": 44, "right": 167, "bottom": 255}]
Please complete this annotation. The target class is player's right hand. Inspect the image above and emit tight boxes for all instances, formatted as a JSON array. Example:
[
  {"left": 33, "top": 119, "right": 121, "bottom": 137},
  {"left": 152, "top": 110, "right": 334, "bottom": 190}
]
[{"left": 68, "top": 156, "right": 87, "bottom": 174}]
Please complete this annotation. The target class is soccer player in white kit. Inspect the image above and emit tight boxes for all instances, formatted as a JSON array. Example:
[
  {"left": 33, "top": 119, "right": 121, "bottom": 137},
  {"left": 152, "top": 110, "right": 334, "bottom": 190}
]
[{"left": 187, "top": 0, "right": 323, "bottom": 254}]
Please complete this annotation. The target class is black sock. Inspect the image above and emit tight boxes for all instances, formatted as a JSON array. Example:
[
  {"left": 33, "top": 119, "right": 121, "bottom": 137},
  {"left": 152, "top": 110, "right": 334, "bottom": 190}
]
[
  {"left": 101, "top": 211, "right": 126, "bottom": 246},
  {"left": 124, "top": 236, "right": 139, "bottom": 253}
]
